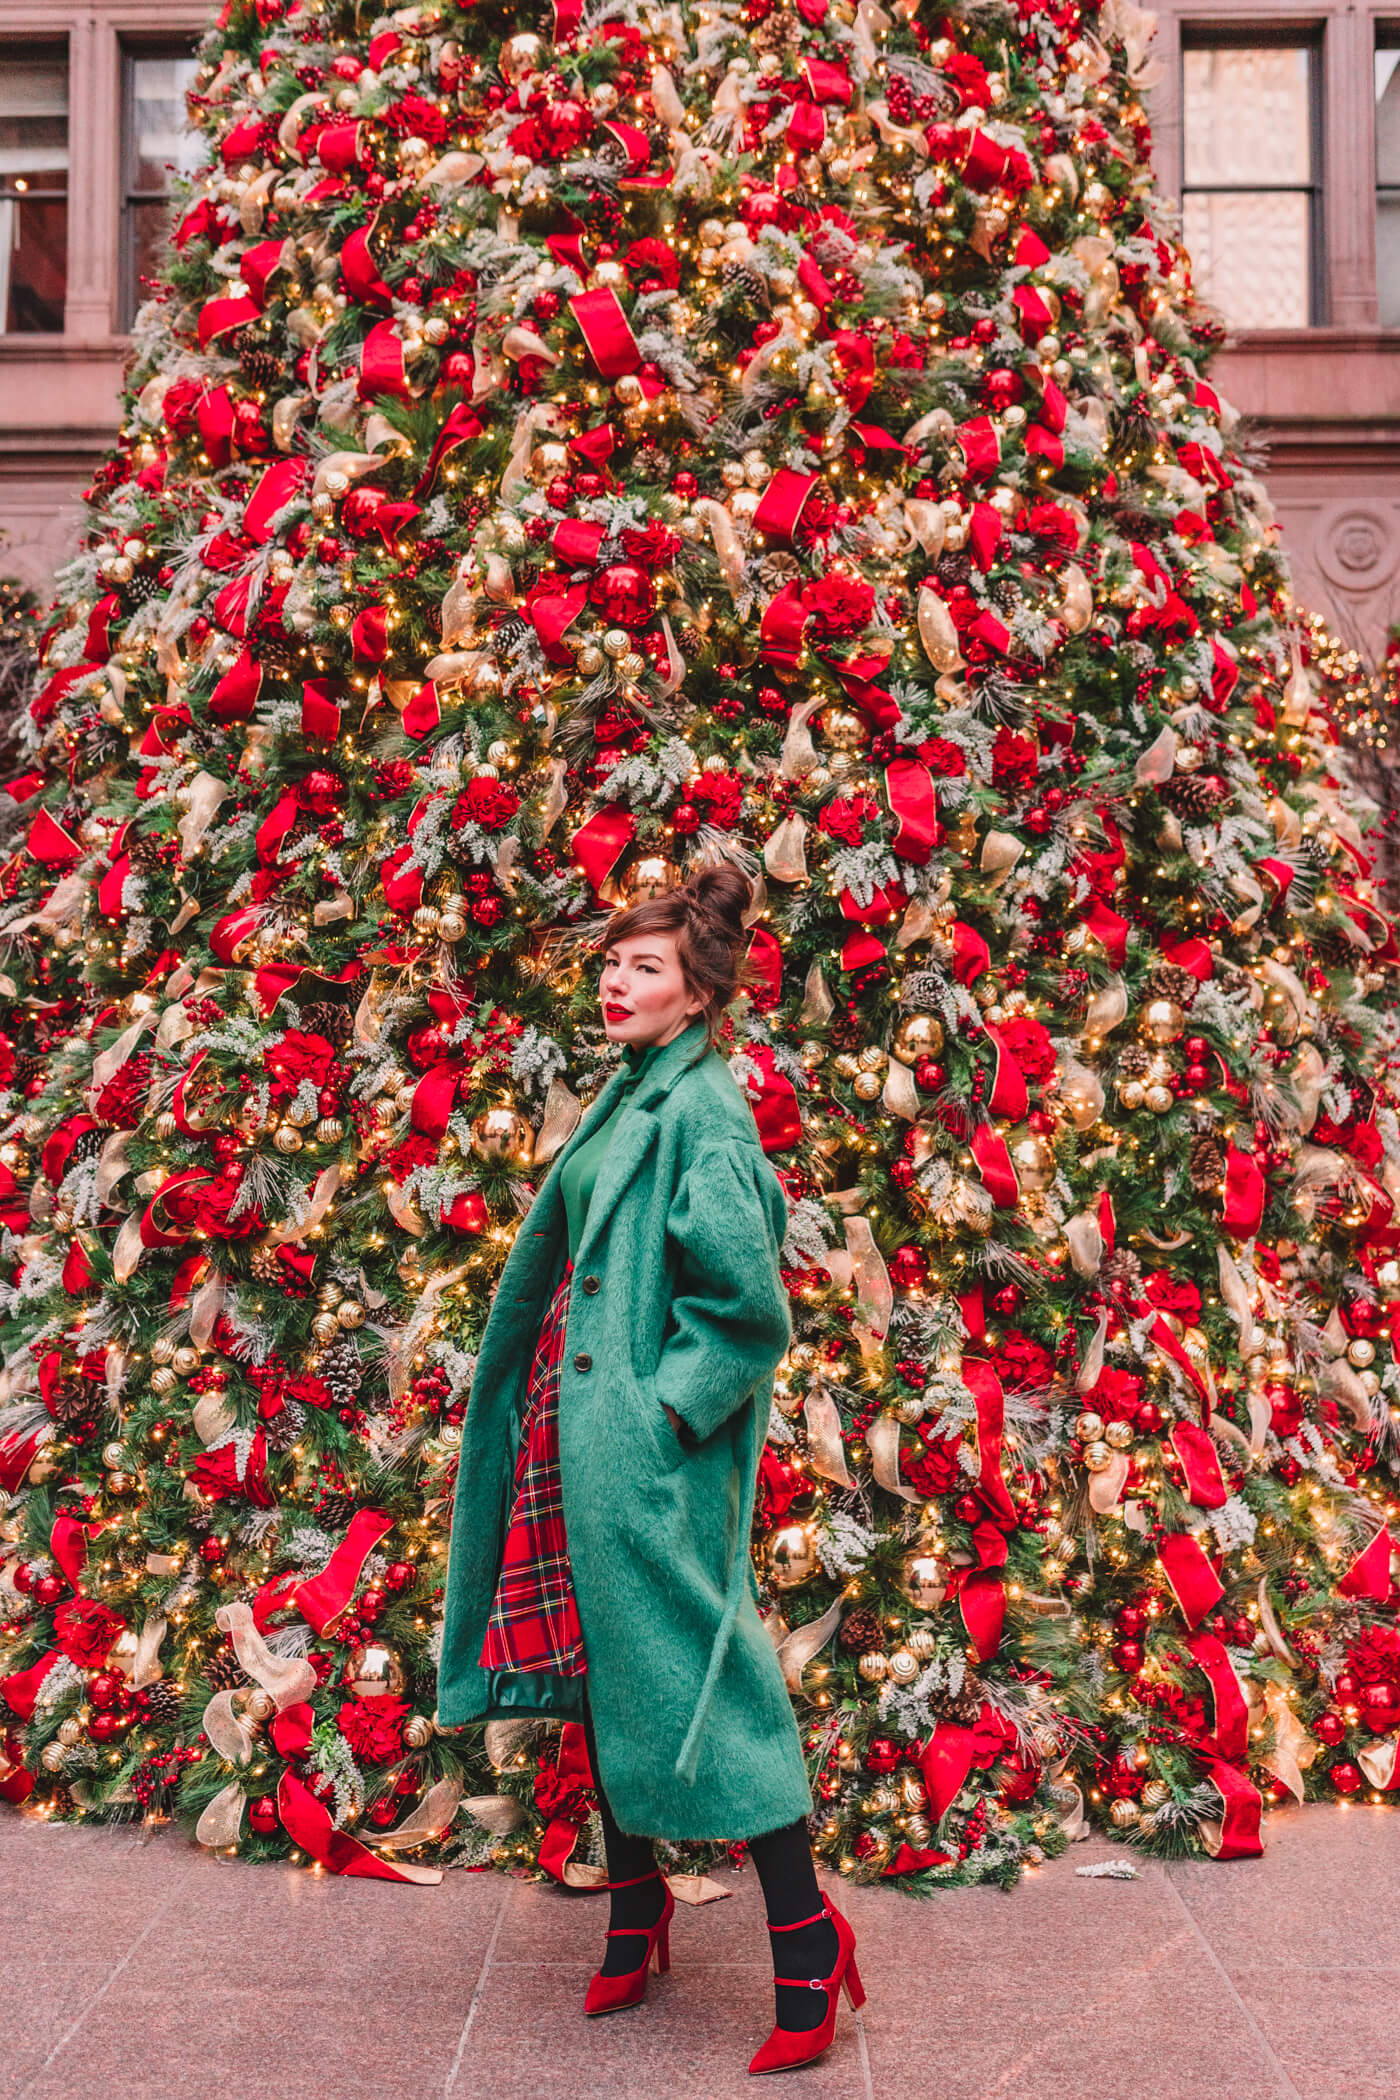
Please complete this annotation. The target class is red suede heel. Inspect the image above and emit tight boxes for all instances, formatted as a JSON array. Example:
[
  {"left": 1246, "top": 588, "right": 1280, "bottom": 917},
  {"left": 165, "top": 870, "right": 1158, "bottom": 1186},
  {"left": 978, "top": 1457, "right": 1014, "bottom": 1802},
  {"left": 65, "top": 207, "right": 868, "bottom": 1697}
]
[
  {"left": 582, "top": 1869, "right": 674, "bottom": 2017},
  {"left": 748, "top": 1892, "right": 864, "bottom": 2074}
]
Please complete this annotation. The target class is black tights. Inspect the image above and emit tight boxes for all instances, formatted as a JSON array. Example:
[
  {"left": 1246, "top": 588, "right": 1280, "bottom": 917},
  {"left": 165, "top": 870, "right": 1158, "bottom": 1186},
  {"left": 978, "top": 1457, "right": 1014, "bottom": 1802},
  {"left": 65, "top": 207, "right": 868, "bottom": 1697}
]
[{"left": 580, "top": 1695, "right": 839, "bottom": 2028}]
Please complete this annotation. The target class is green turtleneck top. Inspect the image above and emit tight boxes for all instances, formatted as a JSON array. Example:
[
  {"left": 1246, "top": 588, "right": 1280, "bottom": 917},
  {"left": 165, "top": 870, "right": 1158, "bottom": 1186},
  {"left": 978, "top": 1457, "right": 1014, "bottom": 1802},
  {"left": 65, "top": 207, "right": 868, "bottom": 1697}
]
[{"left": 560, "top": 1035, "right": 671, "bottom": 1261}]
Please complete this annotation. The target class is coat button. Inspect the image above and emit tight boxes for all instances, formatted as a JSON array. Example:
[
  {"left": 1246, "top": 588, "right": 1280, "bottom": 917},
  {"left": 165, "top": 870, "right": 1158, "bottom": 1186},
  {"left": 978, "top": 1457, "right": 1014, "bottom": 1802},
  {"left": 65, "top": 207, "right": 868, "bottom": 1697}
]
[
  {"left": 573, "top": 1351, "right": 592, "bottom": 1372},
  {"left": 581, "top": 1274, "right": 601, "bottom": 1294}
]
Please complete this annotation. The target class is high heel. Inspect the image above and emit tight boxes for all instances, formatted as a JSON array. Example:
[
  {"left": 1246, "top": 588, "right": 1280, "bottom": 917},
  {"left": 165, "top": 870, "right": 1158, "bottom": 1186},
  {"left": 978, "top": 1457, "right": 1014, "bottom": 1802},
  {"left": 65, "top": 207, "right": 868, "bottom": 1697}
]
[
  {"left": 748, "top": 1891, "right": 864, "bottom": 2075},
  {"left": 582, "top": 1868, "right": 675, "bottom": 2017}
]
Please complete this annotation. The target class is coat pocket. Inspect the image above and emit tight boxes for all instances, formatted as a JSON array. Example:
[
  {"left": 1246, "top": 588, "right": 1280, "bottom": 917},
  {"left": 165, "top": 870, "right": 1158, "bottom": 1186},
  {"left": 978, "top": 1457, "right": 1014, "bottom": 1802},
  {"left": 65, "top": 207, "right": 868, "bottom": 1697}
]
[{"left": 631, "top": 1366, "right": 683, "bottom": 1473}]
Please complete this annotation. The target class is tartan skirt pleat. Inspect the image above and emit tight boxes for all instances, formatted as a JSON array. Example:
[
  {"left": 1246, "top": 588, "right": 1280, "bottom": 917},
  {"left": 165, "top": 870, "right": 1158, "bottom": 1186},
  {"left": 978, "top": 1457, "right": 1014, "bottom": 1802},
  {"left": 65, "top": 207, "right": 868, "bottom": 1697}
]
[{"left": 478, "top": 1257, "right": 589, "bottom": 1677}]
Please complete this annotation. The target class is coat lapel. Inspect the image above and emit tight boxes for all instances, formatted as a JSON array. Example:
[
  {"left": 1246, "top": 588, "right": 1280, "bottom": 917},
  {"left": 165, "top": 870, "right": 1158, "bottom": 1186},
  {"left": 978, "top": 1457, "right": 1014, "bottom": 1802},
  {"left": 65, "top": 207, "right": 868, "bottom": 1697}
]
[{"left": 569, "top": 1019, "right": 712, "bottom": 1265}]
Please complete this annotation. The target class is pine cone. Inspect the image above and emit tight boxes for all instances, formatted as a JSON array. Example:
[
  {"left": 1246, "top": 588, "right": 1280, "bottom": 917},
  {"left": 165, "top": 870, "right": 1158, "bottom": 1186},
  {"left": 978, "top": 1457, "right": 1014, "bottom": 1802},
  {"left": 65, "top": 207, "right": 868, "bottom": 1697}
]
[
  {"left": 124, "top": 571, "right": 164, "bottom": 607},
  {"left": 1144, "top": 962, "right": 1199, "bottom": 1009},
  {"left": 1100, "top": 1249, "right": 1143, "bottom": 1294},
  {"left": 316, "top": 1492, "right": 358, "bottom": 1531},
  {"left": 632, "top": 446, "right": 669, "bottom": 484},
  {"left": 250, "top": 1243, "right": 284, "bottom": 1285},
  {"left": 263, "top": 1399, "right": 305, "bottom": 1453},
  {"left": 935, "top": 552, "right": 972, "bottom": 590},
  {"left": 838, "top": 1605, "right": 885, "bottom": 1655},
  {"left": 1161, "top": 773, "right": 1230, "bottom": 817},
  {"left": 204, "top": 1647, "right": 248, "bottom": 1693},
  {"left": 46, "top": 1381, "right": 94, "bottom": 1427},
  {"left": 319, "top": 1338, "right": 362, "bottom": 1404},
  {"left": 943, "top": 1673, "right": 984, "bottom": 1723},
  {"left": 1117, "top": 1042, "right": 1151, "bottom": 1079},
  {"left": 721, "top": 258, "right": 766, "bottom": 305},
  {"left": 142, "top": 1680, "right": 182, "bottom": 1727},
  {"left": 256, "top": 630, "right": 299, "bottom": 680},
  {"left": 1189, "top": 1133, "right": 1226, "bottom": 1192},
  {"left": 300, "top": 1001, "right": 354, "bottom": 1046},
  {"left": 235, "top": 328, "right": 285, "bottom": 389},
  {"left": 675, "top": 625, "right": 705, "bottom": 661},
  {"left": 829, "top": 1010, "right": 866, "bottom": 1052}
]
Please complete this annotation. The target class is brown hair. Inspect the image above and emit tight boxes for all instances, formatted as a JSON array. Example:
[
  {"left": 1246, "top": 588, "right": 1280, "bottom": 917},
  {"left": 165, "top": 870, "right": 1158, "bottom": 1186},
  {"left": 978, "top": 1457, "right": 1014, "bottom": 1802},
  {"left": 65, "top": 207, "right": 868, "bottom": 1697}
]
[{"left": 598, "top": 862, "right": 756, "bottom": 1049}]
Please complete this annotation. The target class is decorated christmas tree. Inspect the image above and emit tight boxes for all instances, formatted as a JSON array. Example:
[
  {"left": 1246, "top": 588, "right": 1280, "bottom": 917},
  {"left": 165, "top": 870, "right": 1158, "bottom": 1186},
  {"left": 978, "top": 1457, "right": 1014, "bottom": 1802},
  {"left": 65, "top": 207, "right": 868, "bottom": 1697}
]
[{"left": 3, "top": 0, "right": 1400, "bottom": 1895}]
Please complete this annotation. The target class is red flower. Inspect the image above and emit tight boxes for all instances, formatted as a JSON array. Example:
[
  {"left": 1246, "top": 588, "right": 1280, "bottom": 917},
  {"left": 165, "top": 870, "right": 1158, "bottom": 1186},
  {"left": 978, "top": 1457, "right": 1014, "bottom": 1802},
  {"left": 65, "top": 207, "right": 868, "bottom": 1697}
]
[
  {"left": 901, "top": 1428, "right": 963, "bottom": 1496},
  {"left": 338, "top": 1693, "right": 410, "bottom": 1764},
  {"left": 625, "top": 237, "right": 680, "bottom": 289},
  {"left": 817, "top": 794, "right": 876, "bottom": 846},
  {"left": 802, "top": 573, "right": 875, "bottom": 641},
  {"left": 690, "top": 771, "right": 744, "bottom": 827},
  {"left": 161, "top": 1169, "right": 263, "bottom": 1241},
  {"left": 1141, "top": 1272, "right": 1202, "bottom": 1322},
  {"left": 943, "top": 53, "right": 991, "bottom": 108},
  {"left": 266, "top": 1030, "right": 336, "bottom": 1106},
  {"left": 916, "top": 737, "right": 967, "bottom": 777},
  {"left": 991, "top": 726, "right": 1039, "bottom": 793},
  {"left": 52, "top": 1599, "right": 125, "bottom": 1667},
  {"left": 452, "top": 778, "right": 520, "bottom": 831},
  {"left": 998, "top": 1015, "right": 1056, "bottom": 1085},
  {"left": 1085, "top": 1366, "right": 1144, "bottom": 1423},
  {"left": 384, "top": 94, "right": 447, "bottom": 145},
  {"left": 990, "top": 1328, "right": 1055, "bottom": 1391},
  {"left": 1024, "top": 502, "right": 1079, "bottom": 555},
  {"left": 620, "top": 522, "right": 683, "bottom": 570}
]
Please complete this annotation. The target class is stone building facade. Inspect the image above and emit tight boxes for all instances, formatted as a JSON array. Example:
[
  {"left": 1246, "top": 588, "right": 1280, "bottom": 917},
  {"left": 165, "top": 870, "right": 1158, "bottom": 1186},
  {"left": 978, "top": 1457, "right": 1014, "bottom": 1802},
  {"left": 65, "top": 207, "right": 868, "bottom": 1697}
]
[{"left": 0, "top": 0, "right": 1397, "bottom": 658}]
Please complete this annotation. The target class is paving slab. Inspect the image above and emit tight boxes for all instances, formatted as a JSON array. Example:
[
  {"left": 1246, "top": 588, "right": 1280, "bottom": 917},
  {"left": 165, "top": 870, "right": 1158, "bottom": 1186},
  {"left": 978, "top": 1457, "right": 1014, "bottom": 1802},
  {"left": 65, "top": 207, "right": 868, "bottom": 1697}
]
[{"left": 3, "top": 1805, "right": 1397, "bottom": 2100}]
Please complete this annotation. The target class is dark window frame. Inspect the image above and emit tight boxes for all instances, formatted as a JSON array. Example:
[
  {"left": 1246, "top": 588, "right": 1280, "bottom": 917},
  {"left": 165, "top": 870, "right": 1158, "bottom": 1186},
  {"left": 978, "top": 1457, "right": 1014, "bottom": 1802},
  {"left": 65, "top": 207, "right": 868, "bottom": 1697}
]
[
  {"left": 1178, "top": 22, "right": 1326, "bottom": 328},
  {"left": 119, "top": 38, "right": 200, "bottom": 333},
  {"left": 1377, "top": 24, "right": 1400, "bottom": 327},
  {"left": 0, "top": 38, "right": 71, "bottom": 336}
]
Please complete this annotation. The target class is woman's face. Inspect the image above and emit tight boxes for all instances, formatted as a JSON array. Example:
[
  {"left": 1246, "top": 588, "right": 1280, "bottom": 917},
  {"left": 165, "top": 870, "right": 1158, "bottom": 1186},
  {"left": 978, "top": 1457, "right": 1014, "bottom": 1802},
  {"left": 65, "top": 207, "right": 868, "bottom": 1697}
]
[{"left": 600, "top": 932, "right": 704, "bottom": 1048}]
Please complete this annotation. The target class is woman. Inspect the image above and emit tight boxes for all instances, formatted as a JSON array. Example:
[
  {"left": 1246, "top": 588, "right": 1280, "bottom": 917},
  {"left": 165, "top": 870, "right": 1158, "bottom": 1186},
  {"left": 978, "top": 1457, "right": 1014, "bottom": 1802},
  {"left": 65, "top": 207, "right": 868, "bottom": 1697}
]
[{"left": 438, "top": 865, "right": 864, "bottom": 2074}]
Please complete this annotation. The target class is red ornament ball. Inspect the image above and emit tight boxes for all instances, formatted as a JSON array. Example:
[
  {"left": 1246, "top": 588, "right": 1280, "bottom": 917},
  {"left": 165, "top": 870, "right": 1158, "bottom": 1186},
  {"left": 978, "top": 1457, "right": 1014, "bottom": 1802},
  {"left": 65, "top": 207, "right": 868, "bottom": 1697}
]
[
  {"left": 248, "top": 1794, "right": 279, "bottom": 1835},
  {"left": 1331, "top": 1760, "right": 1363, "bottom": 1795}
]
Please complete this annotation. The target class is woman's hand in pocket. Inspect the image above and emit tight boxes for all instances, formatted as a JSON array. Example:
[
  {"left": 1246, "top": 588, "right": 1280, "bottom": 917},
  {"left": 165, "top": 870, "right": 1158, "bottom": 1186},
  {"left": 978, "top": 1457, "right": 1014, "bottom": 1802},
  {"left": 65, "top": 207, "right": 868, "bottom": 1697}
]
[{"left": 662, "top": 1402, "right": 686, "bottom": 1436}]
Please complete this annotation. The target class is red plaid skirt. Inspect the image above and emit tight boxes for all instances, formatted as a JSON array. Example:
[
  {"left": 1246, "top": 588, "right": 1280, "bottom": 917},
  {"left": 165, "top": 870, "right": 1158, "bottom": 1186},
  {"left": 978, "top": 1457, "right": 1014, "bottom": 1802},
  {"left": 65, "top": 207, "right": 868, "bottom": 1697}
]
[{"left": 478, "top": 1258, "right": 588, "bottom": 1677}]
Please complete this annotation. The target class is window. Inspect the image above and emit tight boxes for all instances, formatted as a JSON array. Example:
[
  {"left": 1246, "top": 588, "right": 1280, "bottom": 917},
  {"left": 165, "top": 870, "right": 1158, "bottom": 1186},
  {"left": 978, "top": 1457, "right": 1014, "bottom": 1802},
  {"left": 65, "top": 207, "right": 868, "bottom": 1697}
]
[
  {"left": 1378, "top": 33, "right": 1400, "bottom": 328},
  {"left": 1180, "top": 39, "right": 1320, "bottom": 330},
  {"left": 0, "top": 50, "right": 68, "bottom": 334},
  {"left": 121, "top": 47, "right": 202, "bottom": 331}
]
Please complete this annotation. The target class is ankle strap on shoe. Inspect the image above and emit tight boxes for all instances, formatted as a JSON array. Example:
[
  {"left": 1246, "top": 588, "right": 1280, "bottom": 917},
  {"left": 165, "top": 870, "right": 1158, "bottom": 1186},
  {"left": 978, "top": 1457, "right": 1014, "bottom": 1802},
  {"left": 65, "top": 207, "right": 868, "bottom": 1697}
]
[
  {"left": 604, "top": 1868, "right": 662, "bottom": 1890},
  {"left": 767, "top": 1899, "right": 829, "bottom": 1932}
]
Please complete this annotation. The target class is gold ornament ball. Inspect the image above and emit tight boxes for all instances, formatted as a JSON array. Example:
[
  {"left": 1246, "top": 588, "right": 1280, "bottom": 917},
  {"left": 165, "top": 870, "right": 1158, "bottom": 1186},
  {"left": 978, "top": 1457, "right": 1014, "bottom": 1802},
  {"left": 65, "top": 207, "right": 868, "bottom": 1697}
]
[
  {"left": 336, "top": 1299, "right": 366, "bottom": 1330},
  {"left": 150, "top": 1365, "right": 178, "bottom": 1395},
  {"left": 899, "top": 1551, "right": 949, "bottom": 1610},
  {"left": 1144, "top": 1083, "right": 1175, "bottom": 1114},
  {"left": 576, "top": 645, "right": 604, "bottom": 677},
  {"left": 1109, "top": 1797, "right": 1141, "bottom": 1828},
  {"left": 904, "top": 1814, "right": 932, "bottom": 1845},
  {"left": 316, "top": 1116, "right": 345, "bottom": 1145},
  {"left": 602, "top": 627, "right": 631, "bottom": 660},
  {"left": 906, "top": 1625, "right": 939, "bottom": 1660},
  {"left": 437, "top": 911, "right": 466, "bottom": 944},
  {"left": 820, "top": 706, "right": 868, "bottom": 751},
  {"left": 57, "top": 1717, "right": 84, "bottom": 1747},
  {"left": 1141, "top": 998, "right": 1185, "bottom": 1044},
  {"left": 766, "top": 1522, "right": 821, "bottom": 1590},
  {"left": 151, "top": 1336, "right": 176, "bottom": 1366},
  {"left": 172, "top": 1345, "right": 200, "bottom": 1376},
  {"left": 1074, "top": 1411, "right": 1104, "bottom": 1443},
  {"left": 285, "top": 1099, "right": 317, "bottom": 1129},
  {"left": 852, "top": 1069, "right": 883, "bottom": 1102},
  {"left": 246, "top": 1687, "right": 276, "bottom": 1722},
  {"left": 403, "top": 1713, "right": 434, "bottom": 1750},
  {"left": 858, "top": 1651, "right": 889, "bottom": 1681},
  {"left": 1119, "top": 1079, "right": 1146, "bottom": 1111},
  {"left": 1348, "top": 1338, "right": 1376, "bottom": 1368},
  {"left": 867, "top": 1784, "right": 899, "bottom": 1816},
  {"left": 1010, "top": 1134, "right": 1054, "bottom": 1191},
  {"left": 346, "top": 1640, "right": 406, "bottom": 1698},
  {"left": 1104, "top": 1419, "right": 1134, "bottom": 1450},
  {"left": 1083, "top": 1439, "right": 1114, "bottom": 1472},
  {"left": 311, "top": 1311, "right": 341, "bottom": 1344},
  {"left": 531, "top": 440, "right": 569, "bottom": 484},
  {"left": 155, "top": 1111, "right": 179, "bottom": 1141},
  {"left": 1142, "top": 1779, "right": 1171, "bottom": 1809},
  {"left": 620, "top": 853, "right": 680, "bottom": 903},
  {"left": 101, "top": 1441, "right": 126, "bottom": 1469},
  {"left": 890, "top": 1012, "right": 944, "bottom": 1066},
  {"left": 470, "top": 1104, "right": 534, "bottom": 1165},
  {"left": 41, "top": 1742, "right": 68, "bottom": 1773},
  {"left": 274, "top": 1124, "right": 304, "bottom": 1155},
  {"left": 413, "top": 904, "right": 442, "bottom": 939},
  {"left": 886, "top": 1647, "right": 919, "bottom": 1684}
]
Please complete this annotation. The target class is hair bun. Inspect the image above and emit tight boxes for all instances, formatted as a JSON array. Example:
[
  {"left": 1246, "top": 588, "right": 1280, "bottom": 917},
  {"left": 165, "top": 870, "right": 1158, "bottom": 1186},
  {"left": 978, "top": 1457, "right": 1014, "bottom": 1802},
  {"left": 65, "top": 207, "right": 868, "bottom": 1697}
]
[{"left": 682, "top": 862, "right": 751, "bottom": 935}]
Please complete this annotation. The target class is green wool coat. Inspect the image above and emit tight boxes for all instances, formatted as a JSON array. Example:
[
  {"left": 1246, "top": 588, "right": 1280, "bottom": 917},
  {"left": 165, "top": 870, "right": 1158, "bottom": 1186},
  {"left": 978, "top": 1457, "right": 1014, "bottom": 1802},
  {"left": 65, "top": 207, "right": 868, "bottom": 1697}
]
[{"left": 437, "top": 1017, "right": 815, "bottom": 1841}]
